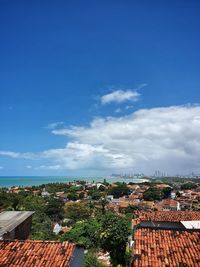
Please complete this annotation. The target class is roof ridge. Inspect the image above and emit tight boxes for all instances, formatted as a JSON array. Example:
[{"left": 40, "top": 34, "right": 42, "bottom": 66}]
[{"left": 2, "top": 239, "right": 71, "bottom": 244}]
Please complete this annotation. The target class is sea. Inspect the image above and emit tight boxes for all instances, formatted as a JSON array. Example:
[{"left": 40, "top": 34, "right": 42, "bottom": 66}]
[{"left": 0, "top": 176, "right": 149, "bottom": 188}]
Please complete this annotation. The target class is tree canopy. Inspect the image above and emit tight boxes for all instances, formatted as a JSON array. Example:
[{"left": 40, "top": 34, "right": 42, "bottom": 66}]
[
  {"left": 100, "top": 212, "right": 130, "bottom": 266},
  {"left": 108, "top": 183, "right": 129, "bottom": 198},
  {"left": 83, "top": 252, "right": 105, "bottom": 267},
  {"left": 65, "top": 202, "right": 90, "bottom": 223},
  {"left": 143, "top": 187, "right": 161, "bottom": 201}
]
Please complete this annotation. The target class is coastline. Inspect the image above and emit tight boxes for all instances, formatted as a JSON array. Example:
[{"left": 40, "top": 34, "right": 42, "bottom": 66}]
[{"left": 0, "top": 176, "right": 149, "bottom": 188}]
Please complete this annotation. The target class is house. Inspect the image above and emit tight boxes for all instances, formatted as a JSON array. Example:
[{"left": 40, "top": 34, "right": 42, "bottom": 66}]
[
  {"left": 133, "top": 228, "right": 200, "bottom": 267},
  {"left": 170, "top": 191, "right": 176, "bottom": 199},
  {"left": 132, "top": 211, "right": 200, "bottom": 266},
  {"left": 0, "top": 240, "right": 84, "bottom": 267},
  {"left": 55, "top": 191, "right": 68, "bottom": 202},
  {"left": 156, "top": 199, "right": 180, "bottom": 211},
  {"left": 139, "top": 200, "right": 155, "bottom": 209},
  {"left": 132, "top": 211, "right": 200, "bottom": 230},
  {"left": 41, "top": 188, "right": 50, "bottom": 197},
  {"left": 134, "top": 210, "right": 200, "bottom": 223},
  {"left": 156, "top": 183, "right": 171, "bottom": 189},
  {"left": 128, "top": 194, "right": 141, "bottom": 203},
  {"left": 0, "top": 211, "right": 34, "bottom": 240},
  {"left": 106, "top": 195, "right": 114, "bottom": 201}
]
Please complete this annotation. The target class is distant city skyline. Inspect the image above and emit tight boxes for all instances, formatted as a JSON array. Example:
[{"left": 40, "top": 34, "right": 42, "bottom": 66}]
[{"left": 0, "top": 1, "right": 200, "bottom": 175}]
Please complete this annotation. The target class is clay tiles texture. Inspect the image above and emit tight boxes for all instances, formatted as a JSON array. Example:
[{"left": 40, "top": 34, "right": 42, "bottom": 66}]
[
  {"left": 133, "top": 228, "right": 200, "bottom": 267},
  {"left": 137, "top": 211, "right": 200, "bottom": 222},
  {"left": 0, "top": 240, "right": 75, "bottom": 267}
]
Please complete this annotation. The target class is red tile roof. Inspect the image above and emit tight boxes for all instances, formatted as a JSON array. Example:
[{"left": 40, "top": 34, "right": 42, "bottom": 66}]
[
  {"left": 0, "top": 240, "right": 75, "bottom": 267},
  {"left": 136, "top": 211, "right": 200, "bottom": 222},
  {"left": 133, "top": 228, "right": 200, "bottom": 267},
  {"left": 157, "top": 199, "right": 178, "bottom": 207}
]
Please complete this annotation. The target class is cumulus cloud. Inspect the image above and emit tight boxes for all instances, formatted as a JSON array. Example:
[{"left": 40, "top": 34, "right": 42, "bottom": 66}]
[
  {"left": 1, "top": 105, "right": 200, "bottom": 174},
  {"left": 101, "top": 89, "right": 140, "bottom": 105},
  {"left": 52, "top": 105, "right": 200, "bottom": 174}
]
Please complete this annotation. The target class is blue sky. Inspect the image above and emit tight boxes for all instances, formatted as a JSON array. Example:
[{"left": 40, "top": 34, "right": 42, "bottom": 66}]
[{"left": 0, "top": 0, "right": 200, "bottom": 176}]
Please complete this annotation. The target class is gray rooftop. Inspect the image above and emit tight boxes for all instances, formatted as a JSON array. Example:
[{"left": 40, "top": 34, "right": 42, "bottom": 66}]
[{"left": 0, "top": 211, "right": 34, "bottom": 237}]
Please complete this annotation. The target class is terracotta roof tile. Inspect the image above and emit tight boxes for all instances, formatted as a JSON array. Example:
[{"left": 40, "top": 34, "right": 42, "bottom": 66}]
[
  {"left": 133, "top": 228, "right": 200, "bottom": 267},
  {"left": 0, "top": 240, "right": 75, "bottom": 267},
  {"left": 136, "top": 211, "right": 200, "bottom": 222},
  {"left": 158, "top": 199, "right": 178, "bottom": 207}
]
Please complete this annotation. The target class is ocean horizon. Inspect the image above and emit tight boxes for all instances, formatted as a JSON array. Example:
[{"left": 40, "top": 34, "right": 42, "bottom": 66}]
[{"left": 0, "top": 176, "right": 148, "bottom": 188}]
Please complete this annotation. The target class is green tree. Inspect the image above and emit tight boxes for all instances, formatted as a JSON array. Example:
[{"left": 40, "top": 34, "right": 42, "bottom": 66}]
[
  {"left": 161, "top": 187, "right": 172, "bottom": 198},
  {"left": 67, "top": 192, "right": 78, "bottom": 201},
  {"left": 124, "top": 204, "right": 140, "bottom": 214},
  {"left": 108, "top": 183, "right": 129, "bottom": 198},
  {"left": 98, "top": 185, "right": 106, "bottom": 191},
  {"left": 181, "top": 182, "right": 197, "bottom": 190},
  {"left": 83, "top": 252, "right": 105, "bottom": 267},
  {"left": 143, "top": 187, "right": 161, "bottom": 201},
  {"left": 31, "top": 212, "right": 56, "bottom": 240},
  {"left": 65, "top": 202, "right": 90, "bottom": 223},
  {"left": 22, "top": 195, "right": 46, "bottom": 213},
  {"left": 61, "top": 219, "right": 100, "bottom": 248},
  {"left": 45, "top": 197, "right": 64, "bottom": 220},
  {"left": 90, "top": 191, "right": 102, "bottom": 200},
  {"left": 100, "top": 212, "right": 130, "bottom": 266},
  {"left": 78, "top": 191, "right": 85, "bottom": 200},
  {"left": 99, "top": 197, "right": 108, "bottom": 214}
]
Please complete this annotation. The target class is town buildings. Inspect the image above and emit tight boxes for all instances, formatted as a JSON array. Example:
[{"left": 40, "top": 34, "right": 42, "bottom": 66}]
[
  {"left": 0, "top": 211, "right": 34, "bottom": 240},
  {"left": 0, "top": 240, "right": 78, "bottom": 267},
  {"left": 132, "top": 211, "right": 200, "bottom": 267}
]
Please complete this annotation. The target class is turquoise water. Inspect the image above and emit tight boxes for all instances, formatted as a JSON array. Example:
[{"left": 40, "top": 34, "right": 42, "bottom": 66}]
[{"left": 0, "top": 176, "right": 148, "bottom": 187}]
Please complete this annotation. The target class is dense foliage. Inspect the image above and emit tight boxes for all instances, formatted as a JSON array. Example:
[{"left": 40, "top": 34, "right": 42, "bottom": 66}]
[
  {"left": 100, "top": 212, "right": 130, "bottom": 266},
  {"left": 108, "top": 183, "right": 129, "bottom": 198},
  {"left": 61, "top": 218, "right": 100, "bottom": 248},
  {"left": 180, "top": 182, "right": 198, "bottom": 190},
  {"left": 61, "top": 211, "right": 130, "bottom": 266},
  {"left": 65, "top": 202, "right": 91, "bottom": 223},
  {"left": 83, "top": 252, "right": 105, "bottom": 267},
  {"left": 143, "top": 187, "right": 162, "bottom": 201},
  {"left": 45, "top": 197, "right": 64, "bottom": 220},
  {"left": 161, "top": 187, "right": 172, "bottom": 198}
]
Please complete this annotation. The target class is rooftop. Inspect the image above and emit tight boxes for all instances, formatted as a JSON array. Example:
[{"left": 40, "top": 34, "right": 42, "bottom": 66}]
[
  {"left": 133, "top": 228, "right": 200, "bottom": 267},
  {"left": 0, "top": 240, "right": 75, "bottom": 267},
  {"left": 181, "top": 220, "right": 200, "bottom": 229},
  {"left": 0, "top": 211, "right": 34, "bottom": 237},
  {"left": 157, "top": 199, "right": 178, "bottom": 207},
  {"left": 136, "top": 211, "right": 200, "bottom": 222}
]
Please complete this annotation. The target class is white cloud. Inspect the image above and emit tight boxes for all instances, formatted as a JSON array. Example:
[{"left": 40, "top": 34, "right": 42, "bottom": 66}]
[
  {"left": 35, "top": 165, "right": 62, "bottom": 170},
  {"left": 0, "top": 151, "right": 21, "bottom": 158},
  {"left": 51, "top": 105, "right": 200, "bottom": 174},
  {"left": 0, "top": 151, "right": 36, "bottom": 160},
  {"left": 1, "top": 105, "right": 200, "bottom": 174},
  {"left": 46, "top": 121, "right": 64, "bottom": 129},
  {"left": 101, "top": 89, "right": 140, "bottom": 105}
]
